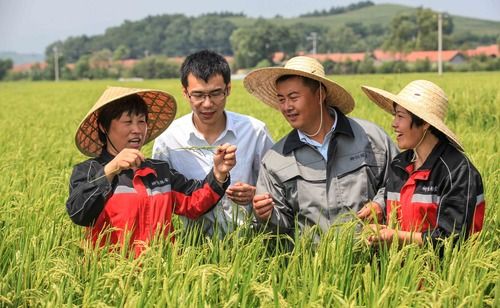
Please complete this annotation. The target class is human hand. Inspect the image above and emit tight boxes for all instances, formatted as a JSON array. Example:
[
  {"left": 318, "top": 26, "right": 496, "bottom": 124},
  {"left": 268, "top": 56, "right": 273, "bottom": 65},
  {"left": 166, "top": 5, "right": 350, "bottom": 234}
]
[
  {"left": 213, "top": 143, "right": 237, "bottom": 184},
  {"left": 357, "top": 201, "right": 383, "bottom": 223},
  {"left": 226, "top": 182, "right": 256, "bottom": 205},
  {"left": 104, "top": 148, "right": 145, "bottom": 181},
  {"left": 364, "top": 224, "right": 396, "bottom": 246},
  {"left": 253, "top": 193, "right": 274, "bottom": 221}
]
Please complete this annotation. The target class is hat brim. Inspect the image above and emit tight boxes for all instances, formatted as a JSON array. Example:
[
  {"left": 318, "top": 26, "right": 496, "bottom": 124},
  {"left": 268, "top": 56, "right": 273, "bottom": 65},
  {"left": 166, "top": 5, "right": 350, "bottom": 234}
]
[
  {"left": 361, "top": 85, "right": 464, "bottom": 152},
  {"left": 244, "top": 67, "right": 355, "bottom": 114},
  {"left": 75, "top": 87, "right": 177, "bottom": 157}
]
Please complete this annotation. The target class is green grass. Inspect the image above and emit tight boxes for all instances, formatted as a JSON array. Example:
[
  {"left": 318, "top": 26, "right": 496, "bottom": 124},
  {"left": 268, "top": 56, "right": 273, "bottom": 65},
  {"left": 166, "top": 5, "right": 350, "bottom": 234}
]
[{"left": 0, "top": 72, "right": 498, "bottom": 306}]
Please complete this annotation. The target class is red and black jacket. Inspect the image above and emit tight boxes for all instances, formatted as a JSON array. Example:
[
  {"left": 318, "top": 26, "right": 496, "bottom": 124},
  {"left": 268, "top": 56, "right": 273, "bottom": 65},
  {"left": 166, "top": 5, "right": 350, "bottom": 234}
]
[
  {"left": 66, "top": 150, "right": 229, "bottom": 256},
  {"left": 385, "top": 141, "right": 485, "bottom": 247}
]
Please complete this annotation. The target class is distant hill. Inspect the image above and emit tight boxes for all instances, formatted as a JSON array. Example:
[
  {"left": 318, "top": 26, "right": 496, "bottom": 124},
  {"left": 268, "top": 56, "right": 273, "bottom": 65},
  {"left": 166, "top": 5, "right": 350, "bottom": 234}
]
[
  {"left": 0, "top": 52, "right": 44, "bottom": 65},
  {"left": 14, "top": 3, "right": 500, "bottom": 64},
  {"left": 225, "top": 4, "right": 500, "bottom": 37}
]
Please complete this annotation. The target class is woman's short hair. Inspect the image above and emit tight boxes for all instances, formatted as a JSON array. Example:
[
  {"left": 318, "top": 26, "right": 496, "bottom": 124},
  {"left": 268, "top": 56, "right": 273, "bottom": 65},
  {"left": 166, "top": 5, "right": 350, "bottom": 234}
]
[
  {"left": 393, "top": 102, "right": 447, "bottom": 141},
  {"left": 97, "top": 94, "right": 148, "bottom": 144}
]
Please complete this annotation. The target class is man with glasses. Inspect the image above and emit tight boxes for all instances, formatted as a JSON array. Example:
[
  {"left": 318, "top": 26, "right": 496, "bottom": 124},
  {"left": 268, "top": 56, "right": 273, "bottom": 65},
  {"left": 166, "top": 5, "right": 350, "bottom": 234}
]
[{"left": 153, "top": 50, "right": 274, "bottom": 238}]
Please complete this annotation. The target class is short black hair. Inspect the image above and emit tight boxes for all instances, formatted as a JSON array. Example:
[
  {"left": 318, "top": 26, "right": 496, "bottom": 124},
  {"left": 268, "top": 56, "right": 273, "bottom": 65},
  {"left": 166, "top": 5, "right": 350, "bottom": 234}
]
[
  {"left": 97, "top": 94, "right": 148, "bottom": 144},
  {"left": 180, "top": 50, "right": 231, "bottom": 87},
  {"left": 275, "top": 75, "right": 326, "bottom": 94},
  {"left": 392, "top": 102, "right": 447, "bottom": 141}
]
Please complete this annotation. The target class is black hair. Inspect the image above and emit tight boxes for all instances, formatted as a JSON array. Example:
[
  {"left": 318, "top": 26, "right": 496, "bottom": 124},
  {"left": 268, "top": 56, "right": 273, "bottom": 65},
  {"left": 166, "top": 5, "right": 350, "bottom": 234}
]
[
  {"left": 275, "top": 75, "right": 326, "bottom": 95},
  {"left": 97, "top": 94, "right": 148, "bottom": 144},
  {"left": 180, "top": 50, "right": 231, "bottom": 87},
  {"left": 392, "top": 102, "right": 447, "bottom": 141}
]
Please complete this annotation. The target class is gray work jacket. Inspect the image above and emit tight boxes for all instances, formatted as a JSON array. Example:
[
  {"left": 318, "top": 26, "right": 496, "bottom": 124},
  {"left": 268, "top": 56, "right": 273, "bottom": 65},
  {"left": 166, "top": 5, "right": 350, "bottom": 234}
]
[{"left": 255, "top": 108, "right": 398, "bottom": 235}]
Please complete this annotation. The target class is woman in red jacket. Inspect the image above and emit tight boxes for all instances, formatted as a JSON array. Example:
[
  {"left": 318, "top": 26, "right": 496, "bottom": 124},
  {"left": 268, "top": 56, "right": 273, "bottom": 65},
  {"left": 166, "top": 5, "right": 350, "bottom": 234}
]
[
  {"left": 360, "top": 80, "right": 485, "bottom": 247},
  {"left": 67, "top": 86, "right": 236, "bottom": 256}
]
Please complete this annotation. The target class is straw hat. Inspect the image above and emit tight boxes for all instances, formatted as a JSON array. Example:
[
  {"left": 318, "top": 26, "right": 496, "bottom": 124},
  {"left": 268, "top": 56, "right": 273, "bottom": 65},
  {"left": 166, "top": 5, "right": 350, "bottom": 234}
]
[
  {"left": 75, "top": 86, "right": 177, "bottom": 157},
  {"left": 361, "top": 80, "right": 463, "bottom": 151},
  {"left": 244, "top": 56, "right": 355, "bottom": 114}
]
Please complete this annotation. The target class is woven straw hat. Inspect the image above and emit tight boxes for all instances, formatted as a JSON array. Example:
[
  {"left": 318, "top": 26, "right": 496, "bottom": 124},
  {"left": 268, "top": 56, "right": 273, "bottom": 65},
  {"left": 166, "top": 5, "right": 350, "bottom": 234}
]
[
  {"left": 244, "top": 56, "right": 355, "bottom": 114},
  {"left": 361, "top": 80, "right": 463, "bottom": 151},
  {"left": 75, "top": 86, "right": 177, "bottom": 157}
]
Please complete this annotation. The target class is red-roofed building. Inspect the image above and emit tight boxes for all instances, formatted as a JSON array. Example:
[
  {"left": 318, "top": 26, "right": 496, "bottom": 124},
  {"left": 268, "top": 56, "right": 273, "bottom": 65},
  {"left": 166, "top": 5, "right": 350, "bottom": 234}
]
[
  {"left": 308, "top": 52, "right": 367, "bottom": 63},
  {"left": 118, "top": 59, "right": 139, "bottom": 69},
  {"left": 405, "top": 50, "right": 466, "bottom": 64},
  {"left": 466, "top": 44, "right": 499, "bottom": 58},
  {"left": 272, "top": 51, "right": 286, "bottom": 64},
  {"left": 11, "top": 62, "right": 48, "bottom": 73}
]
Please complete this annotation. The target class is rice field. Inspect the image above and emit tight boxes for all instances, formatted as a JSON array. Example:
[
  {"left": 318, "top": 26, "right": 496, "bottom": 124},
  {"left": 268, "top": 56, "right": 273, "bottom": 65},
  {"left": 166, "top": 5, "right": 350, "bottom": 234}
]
[{"left": 0, "top": 72, "right": 498, "bottom": 307}]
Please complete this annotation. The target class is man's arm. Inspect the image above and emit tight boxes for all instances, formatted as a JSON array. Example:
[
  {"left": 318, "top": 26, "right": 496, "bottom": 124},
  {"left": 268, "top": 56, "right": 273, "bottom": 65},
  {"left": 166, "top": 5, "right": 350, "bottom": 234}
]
[{"left": 253, "top": 161, "right": 295, "bottom": 234}]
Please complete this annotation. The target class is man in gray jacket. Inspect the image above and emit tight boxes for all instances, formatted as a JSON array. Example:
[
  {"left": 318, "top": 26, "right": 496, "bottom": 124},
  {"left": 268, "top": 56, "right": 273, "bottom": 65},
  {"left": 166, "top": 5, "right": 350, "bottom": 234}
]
[{"left": 243, "top": 56, "right": 398, "bottom": 235}]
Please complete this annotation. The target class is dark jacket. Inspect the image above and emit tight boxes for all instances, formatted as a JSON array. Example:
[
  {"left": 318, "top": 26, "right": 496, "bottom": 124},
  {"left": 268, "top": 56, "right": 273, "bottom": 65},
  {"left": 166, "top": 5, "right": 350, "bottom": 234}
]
[
  {"left": 385, "top": 141, "right": 485, "bottom": 246},
  {"left": 66, "top": 150, "right": 229, "bottom": 256}
]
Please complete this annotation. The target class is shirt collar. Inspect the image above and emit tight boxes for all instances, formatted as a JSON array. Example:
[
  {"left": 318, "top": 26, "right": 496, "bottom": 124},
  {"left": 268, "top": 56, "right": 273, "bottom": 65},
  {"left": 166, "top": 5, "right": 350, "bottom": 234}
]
[
  {"left": 283, "top": 107, "right": 353, "bottom": 154},
  {"left": 189, "top": 111, "right": 237, "bottom": 141},
  {"left": 298, "top": 108, "right": 337, "bottom": 146}
]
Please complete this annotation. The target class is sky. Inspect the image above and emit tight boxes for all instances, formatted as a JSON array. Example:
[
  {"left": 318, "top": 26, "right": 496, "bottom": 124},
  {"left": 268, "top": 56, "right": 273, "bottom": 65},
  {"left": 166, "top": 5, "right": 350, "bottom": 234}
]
[{"left": 1, "top": 0, "right": 499, "bottom": 54}]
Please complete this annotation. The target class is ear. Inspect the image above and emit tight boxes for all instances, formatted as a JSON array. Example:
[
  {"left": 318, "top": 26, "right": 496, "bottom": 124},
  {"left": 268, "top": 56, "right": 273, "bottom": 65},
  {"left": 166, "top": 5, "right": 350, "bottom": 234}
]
[
  {"left": 226, "top": 82, "right": 232, "bottom": 96},
  {"left": 182, "top": 87, "right": 189, "bottom": 100}
]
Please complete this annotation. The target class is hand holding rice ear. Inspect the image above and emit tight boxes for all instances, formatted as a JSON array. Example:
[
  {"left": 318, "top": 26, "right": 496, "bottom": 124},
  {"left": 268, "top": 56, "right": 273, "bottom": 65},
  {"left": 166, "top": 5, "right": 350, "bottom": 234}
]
[
  {"left": 361, "top": 80, "right": 464, "bottom": 152},
  {"left": 212, "top": 143, "right": 237, "bottom": 184},
  {"left": 67, "top": 86, "right": 237, "bottom": 257}
]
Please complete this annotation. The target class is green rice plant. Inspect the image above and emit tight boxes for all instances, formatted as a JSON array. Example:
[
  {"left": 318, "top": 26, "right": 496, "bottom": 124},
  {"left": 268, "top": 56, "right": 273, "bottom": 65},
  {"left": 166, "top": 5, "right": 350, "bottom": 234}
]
[{"left": 0, "top": 73, "right": 498, "bottom": 307}]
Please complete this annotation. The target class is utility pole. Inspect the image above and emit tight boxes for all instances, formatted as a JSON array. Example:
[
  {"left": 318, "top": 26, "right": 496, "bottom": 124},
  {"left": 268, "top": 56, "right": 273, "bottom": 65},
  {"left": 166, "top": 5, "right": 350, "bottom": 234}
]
[
  {"left": 438, "top": 13, "right": 443, "bottom": 75},
  {"left": 307, "top": 32, "right": 319, "bottom": 55},
  {"left": 53, "top": 46, "right": 59, "bottom": 81}
]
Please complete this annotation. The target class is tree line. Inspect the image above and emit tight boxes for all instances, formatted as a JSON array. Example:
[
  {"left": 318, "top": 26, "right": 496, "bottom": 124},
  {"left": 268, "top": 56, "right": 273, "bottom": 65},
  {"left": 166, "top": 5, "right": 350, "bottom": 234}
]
[
  {"left": 2, "top": 4, "right": 499, "bottom": 81},
  {"left": 299, "top": 1, "right": 374, "bottom": 17}
]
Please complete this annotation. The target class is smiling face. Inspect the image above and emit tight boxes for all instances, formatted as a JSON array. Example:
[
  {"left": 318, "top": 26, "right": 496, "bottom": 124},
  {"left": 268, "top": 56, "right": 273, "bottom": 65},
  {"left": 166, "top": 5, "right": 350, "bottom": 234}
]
[
  {"left": 392, "top": 104, "right": 428, "bottom": 150},
  {"left": 184, "top": 73, "right": 229, "bottom": 128},
  {"left": 105, "top": 112, "right": 147, "bottom": 154},
  {"left": 276, "top": 76, "right": 324, "bottom": 134}
]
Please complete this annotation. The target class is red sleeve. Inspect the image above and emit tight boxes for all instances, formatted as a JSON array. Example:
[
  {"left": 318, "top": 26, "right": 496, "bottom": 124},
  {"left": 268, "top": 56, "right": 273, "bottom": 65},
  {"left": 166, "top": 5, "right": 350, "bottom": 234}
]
[{"left": 170, "top": 168, "right": 229, "bottom": 219}]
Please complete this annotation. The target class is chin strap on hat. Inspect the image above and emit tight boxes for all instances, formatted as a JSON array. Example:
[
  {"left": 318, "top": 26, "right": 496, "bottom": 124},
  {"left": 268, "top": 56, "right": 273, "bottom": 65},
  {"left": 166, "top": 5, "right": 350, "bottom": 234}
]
[
  {"left": 103, "top": 130, "right": 120, "bottom": 155},
  {"left": 411, "top": 128, "right": 428, "bottom": 163},
  {"left": 304, "top": 81, "right": 324, "bottom": 138}
]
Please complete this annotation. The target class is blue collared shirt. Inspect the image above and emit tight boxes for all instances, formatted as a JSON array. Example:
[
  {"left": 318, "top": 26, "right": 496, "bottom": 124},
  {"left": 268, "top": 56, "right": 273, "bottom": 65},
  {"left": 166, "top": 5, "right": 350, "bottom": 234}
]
[{"left": 297, "top": 108, "right": 338, "bottom": 161}]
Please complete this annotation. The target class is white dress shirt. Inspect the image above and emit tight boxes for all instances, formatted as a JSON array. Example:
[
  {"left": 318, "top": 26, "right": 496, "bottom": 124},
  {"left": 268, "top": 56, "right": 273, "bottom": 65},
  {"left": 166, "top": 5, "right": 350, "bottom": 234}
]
[{"left": 153, "top": 111, "right": 274, "bottom": 237}]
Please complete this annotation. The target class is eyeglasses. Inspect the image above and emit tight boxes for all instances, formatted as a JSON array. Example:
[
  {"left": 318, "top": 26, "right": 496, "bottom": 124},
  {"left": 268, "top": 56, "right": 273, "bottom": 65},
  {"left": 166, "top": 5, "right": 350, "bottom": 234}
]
[{"left": 187, "top": 88, "right": 227, "bottom": 104}]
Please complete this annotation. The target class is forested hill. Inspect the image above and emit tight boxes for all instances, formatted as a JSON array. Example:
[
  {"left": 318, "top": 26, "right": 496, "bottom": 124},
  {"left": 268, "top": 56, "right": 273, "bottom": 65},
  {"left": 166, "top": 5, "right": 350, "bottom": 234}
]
[
  {"left": 45, "top": 3, "right": 500, "bottom": 63},
  {"left": 226, "top": 4, "right": 500, "bottom": 36}
]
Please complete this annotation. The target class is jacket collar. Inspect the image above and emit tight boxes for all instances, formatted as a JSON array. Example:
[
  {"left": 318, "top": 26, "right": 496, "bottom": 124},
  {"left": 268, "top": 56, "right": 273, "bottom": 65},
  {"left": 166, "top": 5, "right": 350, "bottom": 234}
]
[
  {"left": 96, "top": 149, "right": 114, "bottom": 164},
  {"left": 283, "top": 107, "right": 354, "bottom": 155},
  {"left": 392, "top": 139, "right": 449, "bottom": 172}
]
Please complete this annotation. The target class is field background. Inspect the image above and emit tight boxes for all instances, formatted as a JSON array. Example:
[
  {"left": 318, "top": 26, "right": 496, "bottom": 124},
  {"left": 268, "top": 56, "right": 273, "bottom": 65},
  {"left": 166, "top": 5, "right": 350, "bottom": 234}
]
[{"left": 0, "top": 72, "right": 498, "bottom": 306}]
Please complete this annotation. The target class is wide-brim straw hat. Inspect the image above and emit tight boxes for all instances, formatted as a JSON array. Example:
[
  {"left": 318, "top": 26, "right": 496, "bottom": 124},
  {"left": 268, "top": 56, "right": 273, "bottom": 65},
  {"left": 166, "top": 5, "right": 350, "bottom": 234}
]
[
  {"left": 75, "top": 86, "right": 177, "bottom": 157},
  {"left": 244, "top": 56, "right": 355, "bottom": 114},
  {"left": 361, "top": 80, "right": 463, "bottom": 151}
]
